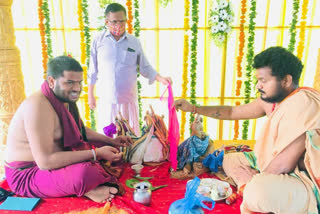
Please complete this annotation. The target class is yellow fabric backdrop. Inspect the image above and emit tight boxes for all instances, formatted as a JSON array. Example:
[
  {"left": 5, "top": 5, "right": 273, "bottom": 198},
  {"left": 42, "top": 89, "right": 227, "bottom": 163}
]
[{"left": 11, "top": 0, "right": 320, "bottom": 146}]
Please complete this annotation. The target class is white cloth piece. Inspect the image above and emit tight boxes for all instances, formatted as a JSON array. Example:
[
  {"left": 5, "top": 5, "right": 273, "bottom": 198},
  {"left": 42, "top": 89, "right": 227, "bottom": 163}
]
[
  {"left": 144, "top": 137, "right": 164, "bottom": 162},
  {"left": 130, "top": 125, "right": 155, "bottom": 164}
]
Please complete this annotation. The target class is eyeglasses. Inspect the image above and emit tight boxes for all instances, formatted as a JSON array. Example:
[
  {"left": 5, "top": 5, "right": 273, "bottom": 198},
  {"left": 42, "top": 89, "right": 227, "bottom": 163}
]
[{"left": 107, "top": 19, "right": 127, "bottom": 25}]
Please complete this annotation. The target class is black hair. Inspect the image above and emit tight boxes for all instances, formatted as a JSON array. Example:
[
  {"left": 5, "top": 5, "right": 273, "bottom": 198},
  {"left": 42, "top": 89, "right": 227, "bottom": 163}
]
[
  {"left": 47, "top": 56, "right": 83, "bottom": 79},
  {"left": 252, "top": 46, "right": 303, "bottom": 85},
  {"left": 104, "top": 3, "right": 127, "bottom": 16}
]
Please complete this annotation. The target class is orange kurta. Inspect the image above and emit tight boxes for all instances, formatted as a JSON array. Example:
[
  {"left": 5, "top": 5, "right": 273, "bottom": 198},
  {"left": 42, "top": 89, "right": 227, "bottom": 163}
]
[{"left": 254, "top": 87, "right": 320, "bottom": 213}]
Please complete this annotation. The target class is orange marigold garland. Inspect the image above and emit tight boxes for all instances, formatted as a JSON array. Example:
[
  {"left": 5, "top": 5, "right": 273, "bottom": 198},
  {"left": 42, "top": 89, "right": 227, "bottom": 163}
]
[
  {"left": 234, "top": 0, "right": 246, "bottom": 139},
  {"left": 180, "top": 0, "right": 190, "bottom": 140},
  {"left": 38, "top": 0, "right": 48, "bottom": 78},
  {"left": 236, "top": 0, "right": 246, "bottom": 79},
  {"left": 297, "top": 0, "right": 309, "bottom": 60},
  {"left": 233, "top": 101, "right": 241, "bottom": 139},
  {"left": 126, "top": 0, "right": 133, "bottom": 34}
]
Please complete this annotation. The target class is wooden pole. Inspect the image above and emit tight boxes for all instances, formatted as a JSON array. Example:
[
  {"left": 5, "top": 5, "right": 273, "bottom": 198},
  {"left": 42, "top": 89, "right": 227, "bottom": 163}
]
[{"left": 0, "top": 0, "right": 26, "bottom": 146}]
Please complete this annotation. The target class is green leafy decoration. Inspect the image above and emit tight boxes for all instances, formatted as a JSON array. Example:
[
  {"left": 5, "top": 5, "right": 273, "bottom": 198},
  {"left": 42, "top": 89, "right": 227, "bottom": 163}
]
[
  {"left": 133, "top": 0, "right": 143, "bottom": 129},
  {"left": 82, "top": 0, "right": 91, "bottom": 67},
  {"left": 242, "top": 0, "right": 256, "bottom": 140},
  {"left": 288, "top": 0, "right": 300, "bottom": 53},
  {"left": 98, "top": 0, "right": 114, "bottom": 8},
  {"left": 159, "top": 0, "right": 172, "bottom": 8},
  {"left": 189, "top": 0, "right": 199, "bottom": 133},
  {"left": 81, "top": 0, "right": 95, "bottom": 130},
  {"left": 41, "top": 0, "right": 53, "bottom": 59}
]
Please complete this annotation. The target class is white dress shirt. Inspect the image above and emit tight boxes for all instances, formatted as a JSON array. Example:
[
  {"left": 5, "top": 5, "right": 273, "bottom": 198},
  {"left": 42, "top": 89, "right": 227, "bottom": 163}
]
[{"left": 88, "top": 30, "right": 158, "bottom": 104}]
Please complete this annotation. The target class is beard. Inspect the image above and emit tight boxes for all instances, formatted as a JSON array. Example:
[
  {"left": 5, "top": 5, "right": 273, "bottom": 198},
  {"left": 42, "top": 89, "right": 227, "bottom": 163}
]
[
  {"left": 259, "top": 84, "right": 288, "bottom": 103},
  {"left": 53, "top": 83, "right": 80, "bottom": 103}
]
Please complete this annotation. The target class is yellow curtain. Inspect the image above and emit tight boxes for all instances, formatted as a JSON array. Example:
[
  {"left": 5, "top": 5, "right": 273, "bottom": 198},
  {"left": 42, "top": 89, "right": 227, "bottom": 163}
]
[{"left": 11, "top": 0, "right": 320, "bottom": 146}]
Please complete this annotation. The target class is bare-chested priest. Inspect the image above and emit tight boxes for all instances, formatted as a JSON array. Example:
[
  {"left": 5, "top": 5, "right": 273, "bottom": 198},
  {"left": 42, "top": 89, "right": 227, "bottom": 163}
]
[{"left": 4, "top": 56, "right": 132, "bottom": 203}]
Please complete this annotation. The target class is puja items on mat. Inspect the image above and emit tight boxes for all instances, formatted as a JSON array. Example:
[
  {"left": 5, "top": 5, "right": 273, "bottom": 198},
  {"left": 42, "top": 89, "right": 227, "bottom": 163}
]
[
  {"left": 115, "top": 105, "right": 169, "bottom": 165},
  {"left": 171, "top": 114, "right": 215, "bottom": 179},
  {"left": 191, "top": 178, "right": 233, "bottom": 202}
]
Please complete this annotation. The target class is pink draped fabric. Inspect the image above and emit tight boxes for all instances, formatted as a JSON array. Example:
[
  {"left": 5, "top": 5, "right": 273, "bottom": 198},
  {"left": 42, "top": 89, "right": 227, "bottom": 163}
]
[
  {"left": 41, "top": 81, "right": 88, "bottom": 149},
  {"left": 5, "top": 161, "right": 117, "bottom": 198},
  {"left": 160, "top": 84, "right": 179, "bottom": 170}
]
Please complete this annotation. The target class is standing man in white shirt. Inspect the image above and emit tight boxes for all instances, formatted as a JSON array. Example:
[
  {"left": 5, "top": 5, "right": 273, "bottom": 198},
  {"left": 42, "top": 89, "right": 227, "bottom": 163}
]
[{"left": 88, "top": 3, "right": 172, "bottom": 135}]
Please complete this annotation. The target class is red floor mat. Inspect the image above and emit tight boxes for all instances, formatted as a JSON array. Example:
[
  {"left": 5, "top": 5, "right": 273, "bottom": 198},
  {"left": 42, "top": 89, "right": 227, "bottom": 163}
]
[{"left": 0, "top": 162, "right": 243, "bottom": 214}]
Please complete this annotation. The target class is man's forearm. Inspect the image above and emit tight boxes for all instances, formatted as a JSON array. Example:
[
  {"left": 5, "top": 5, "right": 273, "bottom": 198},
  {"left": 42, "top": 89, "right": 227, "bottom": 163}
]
[
  {"left": 88, "top": 84, "right": 95, "bottom": 97},
  {"left": 263, "top": 134, "right": 306, "bottom": 174},
  {"left": 85, "top": 127, "right": 114, "bottom": 145},
  {"left": 195, "top": 105, "right": 233, "bottom": 120},
  {"left": 39, "top": 149, "right": 95, "bottom": 170}
]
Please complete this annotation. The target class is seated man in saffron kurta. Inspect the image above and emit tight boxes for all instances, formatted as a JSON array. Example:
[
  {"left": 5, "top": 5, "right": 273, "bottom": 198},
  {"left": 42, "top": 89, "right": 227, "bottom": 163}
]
[
  {"left": 4, "top": 56, "right": 132, "bottom": 203},
  {"left": 175, "top": 46, "right": 320, "bottom": 214}
]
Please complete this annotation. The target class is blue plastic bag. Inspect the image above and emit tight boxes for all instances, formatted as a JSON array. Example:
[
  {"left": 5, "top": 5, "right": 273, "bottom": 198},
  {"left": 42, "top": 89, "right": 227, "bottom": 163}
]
[
  {"left": 202, "top": 150, "right": 224, "bottom": 173},
  {"left": 169, "top": 177, "right": 215, "bottom": 214}
]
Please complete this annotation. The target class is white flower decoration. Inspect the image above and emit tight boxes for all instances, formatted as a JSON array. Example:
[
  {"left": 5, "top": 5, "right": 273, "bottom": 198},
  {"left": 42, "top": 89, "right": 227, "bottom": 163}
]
[
  {"left": 226, "top": 15, "right": 234, "bottom": 23},
  {"left": 209, "top": 1, "right": 234, "bottom": 46},
  {"left": 217, "top": 34, "right": 225, "bottom": 43},
  {"left": 218, "top": 21, "right": 227, "bottom": 31},
  {"left": 211, "top": 15, "right": 220, "bottom": 23},
  {"left": 213, "top": 6, "right": 220, "bottom": 12},
  {"left": 219, "top": 9, "right": 228, "bottom": 20},
  {"left": 219, "top": 1, "right": 229, "bottom": 9},
  {"left": 211, "top": 26, "right": 219, "bottom": 34}
]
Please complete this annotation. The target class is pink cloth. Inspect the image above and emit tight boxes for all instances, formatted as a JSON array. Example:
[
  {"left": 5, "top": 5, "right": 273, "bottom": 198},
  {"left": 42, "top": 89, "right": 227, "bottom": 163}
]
[
  {"left": 5, "top": 161, "right": 116, "bottom": 198},
  {"left": 103, "top": 123, "right": 117, "bottom": 138},
  {"left": 160, "top": 84, "right": 179, "bottom": 170}
]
